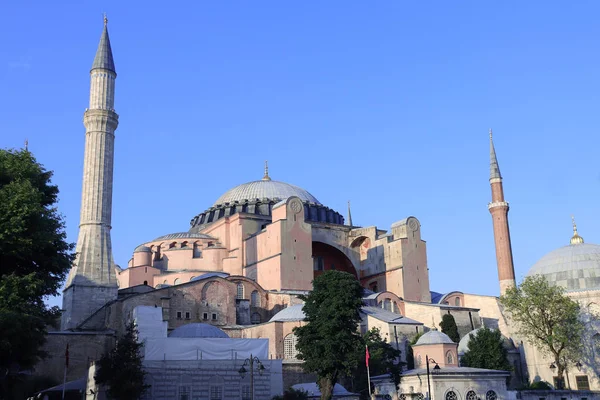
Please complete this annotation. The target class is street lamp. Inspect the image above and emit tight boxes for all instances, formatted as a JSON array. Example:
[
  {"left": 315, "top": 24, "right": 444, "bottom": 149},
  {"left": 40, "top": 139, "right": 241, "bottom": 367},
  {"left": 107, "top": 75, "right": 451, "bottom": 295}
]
[
  {"left": 575, "top": 361, "right": 582, "bottom": 371},
  {"left": 549, "top": 363, "right": 556, "bottom": 371},
  {"left": 238, "top": 353, "right": 265, "bottom": 400},
  {"left": 426, "top": 355, "right": 440, "bottom": 400}
]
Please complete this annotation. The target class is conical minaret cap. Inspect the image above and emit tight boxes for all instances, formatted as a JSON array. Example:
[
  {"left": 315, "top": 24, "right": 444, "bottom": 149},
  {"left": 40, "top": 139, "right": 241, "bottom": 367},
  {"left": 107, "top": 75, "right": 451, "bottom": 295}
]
[
  {"left": 91, "top": 15, "right": 116, "bottom": 73},
  {"left": 489, "top": 129, "right": 502, "bottom": 180}
]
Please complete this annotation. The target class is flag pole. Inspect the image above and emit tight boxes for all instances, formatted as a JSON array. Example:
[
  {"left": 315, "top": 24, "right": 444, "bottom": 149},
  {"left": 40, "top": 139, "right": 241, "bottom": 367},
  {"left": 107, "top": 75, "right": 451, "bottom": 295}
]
[
  {"left": 62, "top": 343, "right": 69, "bottom": 400},
  {"left": 366, "top": 345, "right": 372, "bottom": 398}
]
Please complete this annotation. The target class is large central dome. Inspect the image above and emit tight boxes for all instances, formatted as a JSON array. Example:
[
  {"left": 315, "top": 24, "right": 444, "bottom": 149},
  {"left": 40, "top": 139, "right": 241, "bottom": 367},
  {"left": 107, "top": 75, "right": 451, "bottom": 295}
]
[{"left": 214, "top": 179, "right": 320, "bottom": 206}]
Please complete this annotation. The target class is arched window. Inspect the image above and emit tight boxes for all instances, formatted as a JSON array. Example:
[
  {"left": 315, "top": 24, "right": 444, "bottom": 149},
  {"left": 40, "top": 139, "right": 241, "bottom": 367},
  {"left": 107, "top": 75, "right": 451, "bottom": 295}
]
[
  {"left": 169, "top": 241, "right": 177, "bottom": 249},
  {"left": 190, "top": 276, "right": 196, "bottom": 281},
  {"left": 181, "top": 241, "right": 188, "bottom": 248},
  {"left": 416, "top": 354, "right": 422, "bottom": 366},
  {"left": 466, "top": 391, "right": 477, "bottom": 400},
  {"left": 251, "top": 290, "right": 260, "bottom": 307},
  {"left": 251, "top": 312, "right": 261, "bottom": 324},
  {"left": 446, "top": 350, "right": 454, "bottom": 364},
  {"left": 174, "top": 278, "right": 181, "bottom": 285},
  {"left": 236, "top": 282, "right": 244, "bottom": 300},
  {"left": 455, "top": 297, "right": 461, "bottom": 306},
  {"left": 163, "top": 279, "right": 168, "bottom": 284},
  {"left": 284, "top": 333, "right": 299, "bottom": 359},
  {"left": 485, "top": 391, "right": 497, "bottom": 400},
  {"left": 393, "top": 301, "right": 400, "bottom": 314},
  {"left": 384, "top": 299, "right": 392, "bottom": 311},
  {"left": 143, "top": 280, "right": 148, "bottom": 285},
  {"left": 445, "top": 391, "right": 457, "bottom": 400}
]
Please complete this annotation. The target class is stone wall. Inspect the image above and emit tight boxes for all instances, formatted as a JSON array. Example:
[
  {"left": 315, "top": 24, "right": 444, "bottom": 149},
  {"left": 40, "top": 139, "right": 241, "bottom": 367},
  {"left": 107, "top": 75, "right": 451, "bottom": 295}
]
[{"left": 282, "top": 362, "right": 316, "bottom": 391}]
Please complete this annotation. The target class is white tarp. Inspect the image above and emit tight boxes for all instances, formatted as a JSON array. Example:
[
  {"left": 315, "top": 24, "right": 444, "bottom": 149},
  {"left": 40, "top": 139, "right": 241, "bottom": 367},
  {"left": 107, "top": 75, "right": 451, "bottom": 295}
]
[
  {"left": 143, "top": 337, "right": 269, "bottom": 361},
  {"left": 133, "top": 305, "right": 168, "bottom": 341}
]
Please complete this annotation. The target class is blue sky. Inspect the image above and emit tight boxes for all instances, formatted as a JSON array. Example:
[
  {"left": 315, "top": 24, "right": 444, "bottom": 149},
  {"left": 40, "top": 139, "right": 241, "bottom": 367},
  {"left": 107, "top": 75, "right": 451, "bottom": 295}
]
[{"left": 2, "top": 1, "right": 599, "bottom": 307}]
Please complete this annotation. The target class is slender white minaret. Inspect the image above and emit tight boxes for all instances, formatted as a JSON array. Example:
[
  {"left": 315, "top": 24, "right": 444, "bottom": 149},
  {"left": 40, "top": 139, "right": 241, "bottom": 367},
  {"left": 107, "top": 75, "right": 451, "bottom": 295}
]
[{"left": 62, "top": 16, "right": 119, "bottom": 330}]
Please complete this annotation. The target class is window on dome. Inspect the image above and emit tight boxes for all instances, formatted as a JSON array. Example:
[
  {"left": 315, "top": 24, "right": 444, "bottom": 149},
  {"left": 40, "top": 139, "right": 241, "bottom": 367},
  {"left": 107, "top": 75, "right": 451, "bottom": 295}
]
[
  {"left": 207, "top": 241, "right": 215, "bottom": 247},
  {"left": 446, "top": 351, "right": 454, "bottom": 364},
  {"left": 169, "top": 242, "right": 177, "bottom": 249},
  {"left": 236, "top": 282, "right": 244, "bottom": 300},
  {"left": 251, "top": 290, "right": 260, "bottom": 307},
  {"left": 181, "top": 241, "right": 188, "bottom": 248},
  {"left": 284, "top": 333, "right": 299, "bottom": 359},
  {"left": 174, "top": 278, "right": 181, "bottom": 285}
]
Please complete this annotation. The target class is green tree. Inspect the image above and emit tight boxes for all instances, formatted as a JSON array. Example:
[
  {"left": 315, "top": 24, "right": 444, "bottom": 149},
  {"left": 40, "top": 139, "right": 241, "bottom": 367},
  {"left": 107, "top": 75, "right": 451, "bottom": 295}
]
[
  {"left": 294, "top": 271, "right": 364, "bottom": 400},
  {"left": 500, "top": 275, "right": 584, "bottom": 386},
  {"left": 272, "top": 387, "right": 309, "bottom": 400},
  {"left": 95, "top": 321, "right": 149, "bottom": 400},
  {"left": 439, "top": 314, "right": 460, "bottom": 343},
  {"left": 0, "top": 149, "right": 75, "bottom": 398},
  {"left": 350, "top": 328, "right": 401, "bottom": 399},
  {"left": 406, "top": 331, "right": 423, "bottom": 370},
  {"left": 460, "top": 327, "right": 511, "bottom": 371}
]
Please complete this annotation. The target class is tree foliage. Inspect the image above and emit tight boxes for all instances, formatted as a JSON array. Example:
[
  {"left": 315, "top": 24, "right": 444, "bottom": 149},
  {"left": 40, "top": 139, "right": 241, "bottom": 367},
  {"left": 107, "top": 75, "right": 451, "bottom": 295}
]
[
  {"left": 500, "top": 275, "right": 584, "bottom": 382},
  {"left": 350, "top": 328, "right": 401, "bottom": 399},
  {"left": 460, "top": 327, "right": 511, "bottom": 371},
  {"left": 0, "top": 149, "right": 75, "bottom": 396},
  {"left": 405, "top": 331, "right": 423, "bottom": 370},
  {"left": 272, "top": 387, "right": 309, "bottom": 400},
  {"left": 439, "top": 314, "right": 460, "bottom": 343},
  {"left": 95, "top": 321, "right": 149, "bottom": 400},
  {"left": 294, "top": 271, "right": 364, "bottom": 400}
]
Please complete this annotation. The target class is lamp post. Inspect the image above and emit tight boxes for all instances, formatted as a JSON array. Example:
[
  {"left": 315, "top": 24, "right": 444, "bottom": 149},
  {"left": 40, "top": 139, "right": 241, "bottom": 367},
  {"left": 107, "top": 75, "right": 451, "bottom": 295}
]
[
  {"left": 425, "top": 355, "right": 440, "bottom": 400},
  {"left": 238, "top": 353, "right": 265, "bottom": 400}
]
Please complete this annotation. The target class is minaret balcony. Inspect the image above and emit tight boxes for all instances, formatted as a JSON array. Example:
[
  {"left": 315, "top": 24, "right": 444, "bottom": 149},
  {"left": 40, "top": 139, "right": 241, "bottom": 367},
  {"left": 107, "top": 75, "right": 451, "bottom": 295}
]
[{"left": 488, "top": 201, "right": 509, "bottom": 210}]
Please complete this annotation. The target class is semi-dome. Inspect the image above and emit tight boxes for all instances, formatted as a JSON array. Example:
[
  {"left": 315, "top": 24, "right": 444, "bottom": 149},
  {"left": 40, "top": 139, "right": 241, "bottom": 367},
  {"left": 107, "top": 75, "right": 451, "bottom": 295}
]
[
  {"left": 214, "top": 180, "right": 320, "bottom": 206},
  {"left": 168, "top": 323, "right": 229, "bottom": 338},
  {"left": 134, "top": 245, "right": 151, "bottom": 253},
  {"left": 414, "top": 330, "right": 455, "bottom": 346},
  {"left": 526, "top": 219, "right": 600, "bottom": 292}
]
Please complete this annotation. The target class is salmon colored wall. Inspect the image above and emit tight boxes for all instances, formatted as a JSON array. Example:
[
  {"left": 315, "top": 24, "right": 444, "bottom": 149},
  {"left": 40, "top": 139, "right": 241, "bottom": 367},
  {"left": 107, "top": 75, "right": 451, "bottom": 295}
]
[
  {"left": 312, "top": 241, "right": 357, "bottom": 279},
  {"left": 118, "top": 265, "right": 161, "bottom": 288},
  {"left": 279, "top": 199, "right": 313, "bottom": 291},
  {"left": 413, "top": 342, "right": 458, "bottom": 368}
]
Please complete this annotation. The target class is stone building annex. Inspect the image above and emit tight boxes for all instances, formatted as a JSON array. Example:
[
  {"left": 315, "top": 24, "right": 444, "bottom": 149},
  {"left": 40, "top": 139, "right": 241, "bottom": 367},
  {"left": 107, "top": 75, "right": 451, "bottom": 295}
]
[{"left": 36, "top": 18, "right": 600, "bottom": 398}]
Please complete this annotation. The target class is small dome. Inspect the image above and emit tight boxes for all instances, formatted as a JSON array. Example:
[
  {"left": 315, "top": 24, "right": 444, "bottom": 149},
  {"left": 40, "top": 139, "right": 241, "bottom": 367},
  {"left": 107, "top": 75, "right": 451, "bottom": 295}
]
[
  {"left": 168, "top": 323, "right": 229, "bottom": 338},
  {"left": 134, "top": 245, "right": 151, "bottom": 253},
  {"left": 526, "top": 243, "right": 600, "bottom": 292},
  {"left": 154, "top": 232, "right": 214, "bottom": 241},
  {"left": 214, "top": 180, "right": 320, "bottom": 206},
  {"left": 269, "top": 304, "right": 305, "bottom": 322},
  {"left": 457, "top": 328, "right": 515, "bottom": 356},
  {"left": 415, "top": 330, "right": 455, "bottom": 346}
]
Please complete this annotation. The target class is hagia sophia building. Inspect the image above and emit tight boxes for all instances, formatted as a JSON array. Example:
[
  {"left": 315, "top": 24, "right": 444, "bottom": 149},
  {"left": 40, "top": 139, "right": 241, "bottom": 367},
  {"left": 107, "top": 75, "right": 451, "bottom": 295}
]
[{"left": 38, "top": 18, "right": 600, "bottom": 395}]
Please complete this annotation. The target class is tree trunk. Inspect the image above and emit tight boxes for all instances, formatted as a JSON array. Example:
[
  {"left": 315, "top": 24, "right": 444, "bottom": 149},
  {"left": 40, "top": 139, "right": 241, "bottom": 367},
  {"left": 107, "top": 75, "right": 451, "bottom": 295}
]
[
  {"left": 319, "top": 376, "right": 335, "bottom": 400},
  {"left": 555, "top": 355, "right": 565, "bottom": 389}
]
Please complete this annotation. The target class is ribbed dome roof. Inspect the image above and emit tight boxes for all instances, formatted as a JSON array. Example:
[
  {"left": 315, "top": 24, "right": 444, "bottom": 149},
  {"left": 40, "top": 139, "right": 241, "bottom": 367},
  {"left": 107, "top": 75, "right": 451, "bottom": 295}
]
[
  {"left": 168, "top": 323, "right": 229, "bottom": 338},
  {"left": 214, "top": 180, "right": 320, "bottom": 206},
  {"left": 415, "top": 330, "right": 455, "bottom": 346},
  {"left": 154, "top": 232, "right": 214, "bottom": 241},
  {"left": 526, "top": 243, "right": 600, "bottom": 292}
]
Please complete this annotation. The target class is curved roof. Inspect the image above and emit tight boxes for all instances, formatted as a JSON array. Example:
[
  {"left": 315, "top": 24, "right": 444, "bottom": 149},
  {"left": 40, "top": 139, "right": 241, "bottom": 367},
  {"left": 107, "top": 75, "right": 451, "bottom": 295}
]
[
  {"left": 526, "top": 243, "right": 600, "bottom": 292},
  {"left": 168, "top": 323, "right": 229, "bottom": 338},
  {"left": 269, "top": 304, "right": 305, "bottom": 322},
  {"left": 214, "top": 180, "right": 320, "bottom": 206},
  {"left": 457, "top": 328, "right": 515, "bottom": 355},
  {"left": 134, "top": 245, "right": 151, "bottom": 253},
  {"left": 153, "top": 232, "right": 214, "bottom": 241},
  {"left": 415, "top": 330, "right": 455, "bottom": 346}
]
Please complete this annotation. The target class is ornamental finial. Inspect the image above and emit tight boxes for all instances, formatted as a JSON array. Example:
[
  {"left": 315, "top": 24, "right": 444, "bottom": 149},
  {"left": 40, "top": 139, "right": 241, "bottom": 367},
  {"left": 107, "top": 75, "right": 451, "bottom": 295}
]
[
  {"left": 489, "top": 128, "right": 493, "bottom": 139},
  {"left": 24, "top": 138, "right": 28, "bottom": 151},
  {"left": 103, "top": 13, "right": 108, "bottom": 26},
  {"left": 262, "top": 160, "right": 271, "bottom": 181},
  {"left": 570, "top": 215, "right": 584, "bottom": 245}
]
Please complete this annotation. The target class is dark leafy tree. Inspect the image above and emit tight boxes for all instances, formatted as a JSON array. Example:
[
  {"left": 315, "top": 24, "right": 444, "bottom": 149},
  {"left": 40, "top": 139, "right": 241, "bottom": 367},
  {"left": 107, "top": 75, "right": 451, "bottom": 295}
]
[
  {"left": 406, "top": 331, "right": 423, "bottom": 370},
  {"left": 460, "top": 327, "right": 511, "bottom": 371},
  {"left": 0, "top": 149, "right": 75, "bottom": 398},
  {"left": 439, "top": 314, "right": 460, "bottom": 343},
  {"left": 95, "top": 321, "right": 149, "bottom": 400},
  {"left": 271, "top": 387, "right": 309, "bottom": 400},
  {"left": 349, "top": 328, "right": 401, "bottom": 399},
  {"left": 500, "top": 275, "right": 584, "bottom": 384},
  {"left": 294, "top": 271, "right": 364, "bottom": 400}
]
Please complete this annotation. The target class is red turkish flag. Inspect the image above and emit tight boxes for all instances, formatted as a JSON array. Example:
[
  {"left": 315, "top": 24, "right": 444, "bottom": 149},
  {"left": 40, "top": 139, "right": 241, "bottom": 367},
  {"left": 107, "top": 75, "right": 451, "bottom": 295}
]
[{"left": 365, "top": 345, "right": 370, "bottom": 368}]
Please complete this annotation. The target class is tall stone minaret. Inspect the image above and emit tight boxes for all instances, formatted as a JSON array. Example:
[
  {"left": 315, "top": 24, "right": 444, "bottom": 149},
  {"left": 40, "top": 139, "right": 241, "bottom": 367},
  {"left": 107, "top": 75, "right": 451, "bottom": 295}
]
[
  {"left": 488, "top": 129, "right": 516, "bottom": 295},
  {"left": 62, "top": 16, "right": 119, "bottom": 330}
]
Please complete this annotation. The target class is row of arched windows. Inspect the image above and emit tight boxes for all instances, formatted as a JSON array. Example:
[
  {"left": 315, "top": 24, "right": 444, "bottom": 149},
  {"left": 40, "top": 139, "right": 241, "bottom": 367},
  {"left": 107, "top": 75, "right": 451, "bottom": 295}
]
[
  {"left": 415, "top": 351, "right": 455, "bottom": 366},
  {"left": 445, "top": 390, "right": 497, "bottom": 400},
  {"left": 236, "top": 283, "right": 261, "bottom": 307}
]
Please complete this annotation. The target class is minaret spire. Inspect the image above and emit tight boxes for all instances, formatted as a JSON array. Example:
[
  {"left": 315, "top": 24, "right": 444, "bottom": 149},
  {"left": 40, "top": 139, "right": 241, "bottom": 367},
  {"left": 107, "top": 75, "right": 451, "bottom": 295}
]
[
  {"left": 487, "top": 129, "right": 516, "bottom": 295},
  {"left": 262, "top": 160, "right": 271, "bottom": 181},
  {"left": 570, "top": 215, "right": 584, "bottom": 245},
  {"left": 347, "top": 201, "right": 353, "bottom": 226},
  {"left": 62, "top": 18, "right": 119, "bottom": 330}
]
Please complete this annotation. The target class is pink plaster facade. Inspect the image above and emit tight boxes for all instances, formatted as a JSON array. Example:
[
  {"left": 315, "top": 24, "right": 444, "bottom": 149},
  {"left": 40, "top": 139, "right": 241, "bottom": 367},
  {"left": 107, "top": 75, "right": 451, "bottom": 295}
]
[{"left": 413, "top": 341, "right": 459, "bottom": 369}]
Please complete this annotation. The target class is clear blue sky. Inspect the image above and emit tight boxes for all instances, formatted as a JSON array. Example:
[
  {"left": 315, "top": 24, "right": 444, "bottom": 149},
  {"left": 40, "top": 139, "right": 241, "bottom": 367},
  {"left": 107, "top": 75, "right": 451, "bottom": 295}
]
[{"left": 2, "top": 1, "right": 599, "bottom": 307}]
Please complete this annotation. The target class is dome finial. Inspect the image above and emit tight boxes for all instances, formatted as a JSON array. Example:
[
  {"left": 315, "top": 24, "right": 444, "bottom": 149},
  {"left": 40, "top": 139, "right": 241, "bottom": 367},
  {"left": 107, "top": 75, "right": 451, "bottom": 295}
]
[
  {"left": 103, "top": 13, "right": 108, "bottom": 26},
  {"left": 570, "top": 215, "right": 584, "bottom": 245},
  {"left": 262, "top": 160, "right": 271, "bottom": 181}
]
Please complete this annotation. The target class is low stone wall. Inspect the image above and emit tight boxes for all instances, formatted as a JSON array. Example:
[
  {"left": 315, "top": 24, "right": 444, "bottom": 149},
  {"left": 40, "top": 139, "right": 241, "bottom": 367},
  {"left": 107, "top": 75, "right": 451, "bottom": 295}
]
[{"left": 518, "top": 390, "right": 600, "bottom": 400}]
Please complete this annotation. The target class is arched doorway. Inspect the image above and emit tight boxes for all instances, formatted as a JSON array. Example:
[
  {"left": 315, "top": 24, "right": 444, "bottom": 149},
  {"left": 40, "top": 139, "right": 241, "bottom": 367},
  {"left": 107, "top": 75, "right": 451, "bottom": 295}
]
[{"left": 312, "top": 241, "right": 358, "bottom": 279}]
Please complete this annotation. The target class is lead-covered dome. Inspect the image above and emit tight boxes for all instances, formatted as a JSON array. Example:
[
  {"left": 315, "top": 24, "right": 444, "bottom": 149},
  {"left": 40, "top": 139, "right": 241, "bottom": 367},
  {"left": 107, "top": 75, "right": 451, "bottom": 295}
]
[
  {"left": 214, "top": 180, "right": 320, "bottom": 206},
  {"left": 415, "top": 330, "right": 455, "bottom": 346},
  {"left": 526, "top": 220, "right": 600, "bottom": 292}
]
